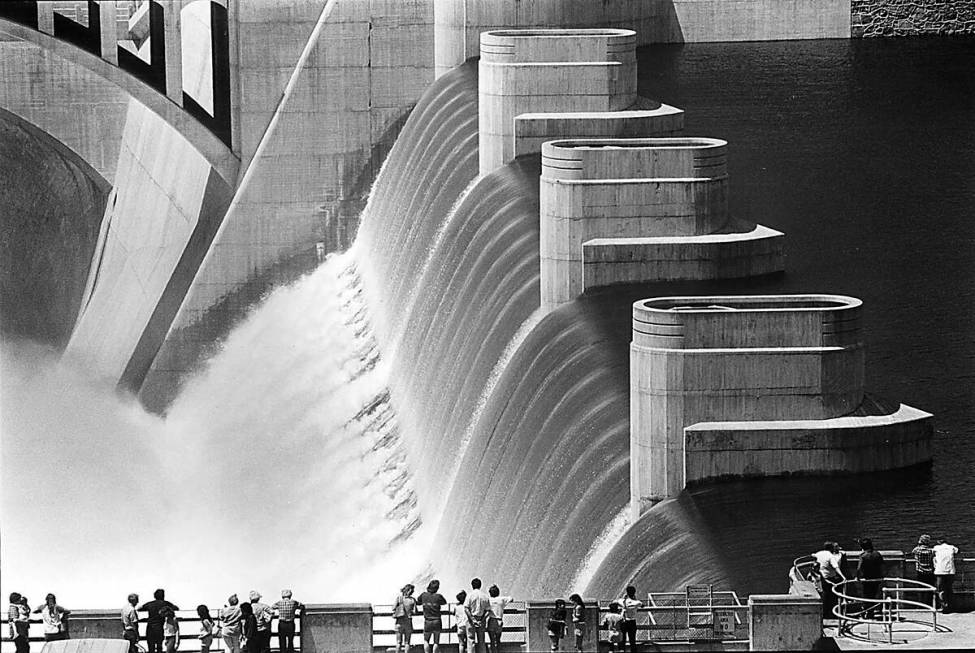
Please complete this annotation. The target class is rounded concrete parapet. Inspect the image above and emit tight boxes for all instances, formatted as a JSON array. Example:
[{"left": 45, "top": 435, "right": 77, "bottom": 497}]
[
  {"left": 632, "top": 294, "right": 862, "bottom": 349},
  {"left": 480, "top": 28, "right": 636, "bottom": 63},
  {"left": 541, "top": 137, "right": 727, "bottom": 181}
]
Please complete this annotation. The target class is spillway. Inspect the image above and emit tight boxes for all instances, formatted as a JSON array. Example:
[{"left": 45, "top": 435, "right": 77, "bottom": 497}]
[{"left": 354, "top": 61, "right": 728, "bottom": 595}]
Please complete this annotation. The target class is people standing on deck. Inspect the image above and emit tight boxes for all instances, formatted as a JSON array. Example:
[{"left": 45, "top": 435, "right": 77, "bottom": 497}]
[
  {"left": 139, "top": 589, "right": 179, "bottom": 653},
  {"left": 485, "top": 585, "right": 512, "bottom": 653},
  {"left": 911, "top": 534, "right": 936, "bottom": 605},
  {"left": 392, "top": 583, "right": 417, "bottom": 653},
  {"left": 600, "top": 602, "right": 623, "bottom": 652},
  {"left": 34, "top": 594, "right": 70, "bottom": 641},
  {"left": 418, "top": 580, "right": 447, "bottom": 653},
  {"left": 239, "top": 602, "right": 257, "bottom": 653},
  {"left": 8, "top": 593, "right": 29, "bottom": 653},
  {"left": 855, "top": 538, "right": 884, "bottom": 618},
  {"left": 198, "top": 605, "right": 216, "bottom": 653},
  {"left": 618, "top": 585, "right": 642, "bottom": 653},
  {"left": 934, "top": 537, "right": 959, "bottom": 612},
  {"left": 464, "top": 578, "right": 491, "bottom": 653},
  {"left": 546, "top": 598, "right": 567, "bottom": 652},
  {"left": 814, "top": 542, "right": 845, "bottom": 620},
  {"left": 272, "top": 590, "right": 302, "bottom": 653},
  {"left": 248, "top": 591, "right": 273, "bottom": 653},
  {"left": 220, "top": 594, "right": 243, "bottom": 653},
  {"left": 121, "top": 593, "right": 140, "bottom": 653},
  {"left": 160, "top": 606, "right": 179, "bottom": 653},
  {"left": 568, "top": 594, "right": 586, "bottom": 653},
  {"left": 453, "top": 591, "right": 469, "bottom": 653}
]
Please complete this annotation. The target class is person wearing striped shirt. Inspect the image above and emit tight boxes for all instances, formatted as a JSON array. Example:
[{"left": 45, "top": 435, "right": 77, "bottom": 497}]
[{"left": 272, "top": 590, "right": 303, "bottom": 653}]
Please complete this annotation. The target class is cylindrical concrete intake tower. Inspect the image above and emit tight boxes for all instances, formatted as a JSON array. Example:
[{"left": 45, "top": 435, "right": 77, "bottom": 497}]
[
  {"left": 540, "top": 139, "right": 784, "bottom": 308},
  {"left": 479, "top": 28, "right": 638, "bottom": 175}
]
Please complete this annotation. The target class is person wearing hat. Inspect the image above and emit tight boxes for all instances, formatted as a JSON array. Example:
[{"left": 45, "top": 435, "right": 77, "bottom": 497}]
[
  {"left": 272, "top": 590, "right": 303, "bottom": 653},
  {"left": 248, "top": 591, "right": 272, "bottom": 653},
  {"left": 911, "top": 534, "right": 936, "bottom": 604}
]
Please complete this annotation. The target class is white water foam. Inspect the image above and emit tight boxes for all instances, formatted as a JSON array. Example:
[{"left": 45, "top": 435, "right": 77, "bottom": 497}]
[
  {"left": 0, "top": 253, "right": 429, "bottom": 608},
  {"left": 570, "top": 505, "right": 632, "bottom": 594}
]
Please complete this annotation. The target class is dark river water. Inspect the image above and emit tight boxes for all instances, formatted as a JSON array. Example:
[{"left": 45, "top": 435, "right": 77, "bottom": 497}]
[{"left": 635, "top": 37, "right": 975, "bottom": 594}]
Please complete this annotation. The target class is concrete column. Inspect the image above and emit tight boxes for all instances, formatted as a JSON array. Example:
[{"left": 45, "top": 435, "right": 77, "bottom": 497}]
[
  {"left": 98, "top": 1, "right": 118, "bottom": 64},
  {"left": 38, "top": 3, "right": 55, "bottom": 34},
  {"left": 161, "top": 0, "right": 184, "bottom": 105},
  {"left": 748, "top": 595, "right": 821, "bottom": 651},
  {"left": 68, "top": 610, "right": 124, "bottom": 640},
  {"left": 525, "top": 601, "right": 599, "bottom": 653},
  {"left": 539, "top": 137, "right": 729, "bottom": 309},
  {"left": 478, "top": 28, "right": 637, "bottom": 176},
  {"left": 630, "top": 295, "right": 865, "bottom": 517},
  {"left": 300, "top": 604, "right": 372, "bottom": 653}
]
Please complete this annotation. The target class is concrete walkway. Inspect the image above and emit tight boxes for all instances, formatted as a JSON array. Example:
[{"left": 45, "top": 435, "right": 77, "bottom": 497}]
[{"left": 823, "top": 611, "right": 975, "bottom": 649}]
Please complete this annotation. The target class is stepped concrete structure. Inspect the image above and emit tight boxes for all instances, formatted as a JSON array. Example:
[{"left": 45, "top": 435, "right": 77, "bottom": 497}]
[
  {"left": 629, "top": 295, "right": 933, "bottom": 517},
  {"left": 539, "top": 138, "right": 784, "bottom": 308},
  {"left": 478, "top": 28, "right": 683, "bottom": 176}
]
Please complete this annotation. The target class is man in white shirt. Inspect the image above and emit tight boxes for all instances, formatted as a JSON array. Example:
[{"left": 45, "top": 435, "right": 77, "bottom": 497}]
[
  {"left": 813, "top": 541, "right": 845, "bottom": 620},
  {"left": 618, "top": 585, "right": 642, "bottom": 653},
  {"left": 933, "top": 537, "right": 959, "bottom": 612},
  {"left": 121, "top": 593, "right": 140, "bottom": 653},
  {"left": 463, "top": 578, "right": 491, "bottom": 653}
]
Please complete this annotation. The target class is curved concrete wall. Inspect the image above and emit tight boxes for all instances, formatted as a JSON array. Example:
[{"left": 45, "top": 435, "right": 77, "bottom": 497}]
[
  {"left": 479, "top": 28, "right": 638, "bottom": 175},
  {"left": 630, "top": 294, "right": 867, "bottom": 514},
  {"left": 436, "top": 0, "right": 852, "bottom": 77},
  {"left": 539, "top": 139, "right": 783, "bottom": 308}
]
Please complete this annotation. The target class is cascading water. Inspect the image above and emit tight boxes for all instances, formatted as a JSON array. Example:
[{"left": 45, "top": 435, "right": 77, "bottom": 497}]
[{"left": 0, "top": 254, "right": 431, "bottom": 605}]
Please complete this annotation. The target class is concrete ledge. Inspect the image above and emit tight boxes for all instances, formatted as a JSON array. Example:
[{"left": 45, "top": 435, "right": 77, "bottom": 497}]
[
  {"left": 514, "top": 101, "right": 685, "bottom": 158},
  {"left": 684, "top": 403, "right": 933, "bottom": 483},
  {"left": 582, "top": 223, "right": 784, "bottom": 287}
]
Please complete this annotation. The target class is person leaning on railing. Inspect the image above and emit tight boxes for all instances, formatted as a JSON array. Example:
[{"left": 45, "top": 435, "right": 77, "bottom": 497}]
[
  {"left": 272, "top": 590, "right": 303, "bottom": 653},
  {"left": 8, "top": 593, "right": 29, "bottom": 653},
  {"left": 813, "top": 542, "right": 846, "bottom": 620},
  {"left": 855, "top": 538, "right": 884, "bottom": 618},
  {"left": 911, "top": 534, "right": 936, "bottom": 603}
]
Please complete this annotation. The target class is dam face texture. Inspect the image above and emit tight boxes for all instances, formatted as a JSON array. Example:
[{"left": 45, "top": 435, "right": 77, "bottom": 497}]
[{"left": 4, "top": 0, "right": 966, "bottom": 614}]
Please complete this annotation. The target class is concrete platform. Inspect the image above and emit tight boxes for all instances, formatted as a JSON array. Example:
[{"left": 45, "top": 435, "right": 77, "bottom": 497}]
[{"left": 826, "top": 610, "right": 975, "bottom": 649}]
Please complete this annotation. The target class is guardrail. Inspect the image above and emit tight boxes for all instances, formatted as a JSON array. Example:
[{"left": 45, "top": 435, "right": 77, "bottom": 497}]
[
  {"left": 1, "top": 611, "right": 300, "bottom": 653},
  {"left": 832, "top": 577, "right": 941, "bottom": 645},
  {"left": 372, "top": 604, "right": 525, "bottom": 649}
]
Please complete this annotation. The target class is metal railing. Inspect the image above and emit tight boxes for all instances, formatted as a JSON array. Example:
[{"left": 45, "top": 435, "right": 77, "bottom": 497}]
[
  {"left": 371, "top": 603, "right": 526, "bottom": 650},
  {"left": 2, "top": 611, "right": 301, "bottom": 653},
  {"left": 832, "top": 577, "right": 941, "bottom": 645}
]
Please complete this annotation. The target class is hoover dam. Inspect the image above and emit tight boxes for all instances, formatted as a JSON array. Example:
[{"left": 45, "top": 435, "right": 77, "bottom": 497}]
[{"left": 1, "top": 0, "right": 973, "bottom": 615}]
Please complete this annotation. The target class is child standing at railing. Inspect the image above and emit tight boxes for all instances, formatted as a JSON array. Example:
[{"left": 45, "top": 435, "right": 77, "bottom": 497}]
[
  {"left": 453, "top": 592, "right": 468, "bottom": 653},
  {"left": 546, "top": 599, "right": 566, "bottom": 651},
  {"left": 161, "top": 606, "right": 179, "bottom": 653}
]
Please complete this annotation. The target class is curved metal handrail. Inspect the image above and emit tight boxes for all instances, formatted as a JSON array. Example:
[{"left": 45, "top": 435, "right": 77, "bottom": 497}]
[{"left": 831, "top": 577, "right": 939, "bottom": 645}]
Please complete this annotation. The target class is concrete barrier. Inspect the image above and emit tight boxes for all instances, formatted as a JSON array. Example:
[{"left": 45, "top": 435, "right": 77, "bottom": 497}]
[
  {"left": 630, "top": 295, "right": 932, "bottom": 516},
  {"left": 65, "top": 611, "right": 123, "bottom": 640},
  {"left": 540, "top": 138, "right": 783, "bottom": 309},
  {"left": 301, "top": 604, "right": 372, "bottom": 653},
  {"left": 748, "top": 594, "right": 821, "bottom": 651}
]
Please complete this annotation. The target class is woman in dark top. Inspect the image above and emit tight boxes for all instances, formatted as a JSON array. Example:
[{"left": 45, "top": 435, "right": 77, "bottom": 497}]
[{"left": 240, "top": 602, "right": 258, "bottom": 653}]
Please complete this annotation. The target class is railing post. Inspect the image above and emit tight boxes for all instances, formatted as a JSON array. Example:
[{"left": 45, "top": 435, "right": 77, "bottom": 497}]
[{"left": 299, "top": 604, "right": 372, "bottom": 653}]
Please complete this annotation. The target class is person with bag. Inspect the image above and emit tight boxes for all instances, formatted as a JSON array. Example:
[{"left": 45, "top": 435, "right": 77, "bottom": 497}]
[
  {"left": 33, "top": 594, "right": 70, "bottom": 642},
  {"left": 392, "top": 583, "right": 417, "bottom": 653},
  {"left": 546, "top": 598, "right": 567, "bottom": 652}
]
